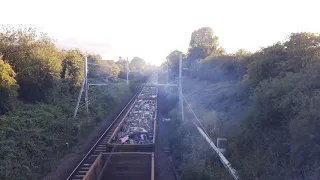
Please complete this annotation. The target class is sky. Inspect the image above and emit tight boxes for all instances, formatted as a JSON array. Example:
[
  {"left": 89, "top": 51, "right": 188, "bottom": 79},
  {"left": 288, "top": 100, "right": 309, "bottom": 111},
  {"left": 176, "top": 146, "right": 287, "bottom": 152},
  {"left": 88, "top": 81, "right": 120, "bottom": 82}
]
[{"left": 1, "top": 0, "right": 320, "bottom": 65}]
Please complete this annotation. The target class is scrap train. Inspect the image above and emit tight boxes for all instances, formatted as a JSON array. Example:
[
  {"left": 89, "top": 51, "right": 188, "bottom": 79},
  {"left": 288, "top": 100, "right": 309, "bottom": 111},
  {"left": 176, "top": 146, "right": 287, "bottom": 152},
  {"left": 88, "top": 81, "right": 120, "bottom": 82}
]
[{"left": 69, "top": 74, "right": 158, "bottom": 180}]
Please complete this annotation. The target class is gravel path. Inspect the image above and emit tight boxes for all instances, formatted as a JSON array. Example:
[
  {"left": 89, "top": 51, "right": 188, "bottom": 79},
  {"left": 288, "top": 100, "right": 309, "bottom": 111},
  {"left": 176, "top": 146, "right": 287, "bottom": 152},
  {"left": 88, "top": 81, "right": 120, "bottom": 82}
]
[{"left": 155, "top": 88, "right": 176, "bottom": 180}]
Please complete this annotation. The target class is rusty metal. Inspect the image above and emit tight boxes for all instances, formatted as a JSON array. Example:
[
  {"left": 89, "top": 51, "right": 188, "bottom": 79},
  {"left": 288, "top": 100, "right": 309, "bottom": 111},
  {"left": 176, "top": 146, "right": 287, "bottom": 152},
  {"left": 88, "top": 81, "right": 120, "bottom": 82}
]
[{"left": 92, "top": 152, "right": 154, "bottom": 180}]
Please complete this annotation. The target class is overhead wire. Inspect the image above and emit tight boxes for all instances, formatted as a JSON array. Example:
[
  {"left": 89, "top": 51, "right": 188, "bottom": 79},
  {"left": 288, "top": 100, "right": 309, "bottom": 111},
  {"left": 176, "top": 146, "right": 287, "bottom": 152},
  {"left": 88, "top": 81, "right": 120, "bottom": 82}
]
[
  {"left": 51, "top": 83, "right": 123, "bottom": 124},
  {"left": 182, "top": 94, "right": 212, "bottom": 139},
  {"left": 87, "top": 62, "right": 111, "bottom": 66},
  {"left": 48, "top": 85, "right": 103, "bottom": 124}
]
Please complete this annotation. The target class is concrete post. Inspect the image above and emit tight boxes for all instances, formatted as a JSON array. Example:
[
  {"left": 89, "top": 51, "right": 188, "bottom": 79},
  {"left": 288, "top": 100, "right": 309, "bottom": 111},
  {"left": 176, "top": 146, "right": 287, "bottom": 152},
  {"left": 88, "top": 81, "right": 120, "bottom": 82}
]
[
  {"left": 84, "top": 56, "right": 89, "bottom": 113},
  {"left": 179, "top": 54, "right": 184, "bottom": 121},
  {"left": 126, "top": 57, "right": 129, "bottom": 85}
]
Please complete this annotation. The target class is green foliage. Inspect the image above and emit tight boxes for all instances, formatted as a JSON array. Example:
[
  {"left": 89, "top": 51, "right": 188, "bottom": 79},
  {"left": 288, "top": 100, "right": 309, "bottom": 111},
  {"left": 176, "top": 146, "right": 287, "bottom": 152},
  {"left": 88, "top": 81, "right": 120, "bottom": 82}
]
[
  {"left": 164, "top": 88, "right": 233, "bottom": 180},
  {"left": 129, "top": 56, "right": 146, "bottom": 72},
  {"left": 0, "top": 26, "right": 62, "bottom": 102},
  {"left": 235, "top": 49, "right": 252, "bottom": 59},
  {"left": 167, "top": 30, "right": 320, "bottom": 180},
  {"left": 61, "top": 49, "right": 84, "bottom": 87},
  {"left": 0, "top": 83, "right": 131, "bottom": 180},
  {"left": 247, "top": 33, "right": 320, "bottom": 85},
  {"left": 190, "top": 55, "right": 245, "bottom": 82},
  {"left": 0, "top": 57, "right": 18, "bottom": 114},
  {"left": 236, "top": 71, "right": 320, "bottom": 179},
  {"left": 101, "top": 60, "right": 121, "bottom": 77},
  {"left": 0, "top": 26, "right": 148, "bottom": 180},
  {"left": 128, "top": 72, "right": 148, "bottom": 92},
  {"left": 187, "top": 27, "right": 224, "bottom": 61},
  {"left": 116, "top": 56, "right": 127, "bottom": 71},
  {"left": 166, "top": 50, "right": 185, "bottom": 66},
  {"left": 87, "top": 54, "right": 102, "bottom": 78},
  {"left": 165, "top": 50, "right": 186, "bottom": 78},
  {"left": 227, "top": 33, "right": 320, "bottom": 179},
  {"left": 88, "top": 54, "right": 120, "bottom": 79}
]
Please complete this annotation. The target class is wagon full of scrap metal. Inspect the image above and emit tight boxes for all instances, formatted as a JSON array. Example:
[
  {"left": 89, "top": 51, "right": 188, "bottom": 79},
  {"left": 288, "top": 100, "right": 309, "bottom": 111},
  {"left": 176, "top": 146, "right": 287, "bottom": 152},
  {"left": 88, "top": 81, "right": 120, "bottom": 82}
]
[{"left": 107, "top": 86, "right": 157, "bottom": 152}]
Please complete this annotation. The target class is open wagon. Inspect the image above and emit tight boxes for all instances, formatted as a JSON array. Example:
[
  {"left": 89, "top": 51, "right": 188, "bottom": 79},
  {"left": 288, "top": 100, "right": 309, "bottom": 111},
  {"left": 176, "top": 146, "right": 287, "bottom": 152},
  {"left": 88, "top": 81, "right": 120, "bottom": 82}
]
[
  {"left": 107, "top": 86, "right": 157, "bottom": 152},
  {"left": 83, "top": 152, "right": 154, "bottom": 180}
]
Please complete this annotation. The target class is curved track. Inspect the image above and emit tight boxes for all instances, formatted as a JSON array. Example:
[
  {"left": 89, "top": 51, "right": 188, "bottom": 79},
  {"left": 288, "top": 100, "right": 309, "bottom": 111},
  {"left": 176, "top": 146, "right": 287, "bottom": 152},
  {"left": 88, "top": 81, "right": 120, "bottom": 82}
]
[{"left": 66, "top": 86, "right": 143, "bottom": 180}]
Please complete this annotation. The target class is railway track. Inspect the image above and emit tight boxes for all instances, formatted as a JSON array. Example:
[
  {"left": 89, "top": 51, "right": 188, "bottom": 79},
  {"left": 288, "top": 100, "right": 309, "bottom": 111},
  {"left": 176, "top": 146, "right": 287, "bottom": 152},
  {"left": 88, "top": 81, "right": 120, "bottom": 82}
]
[{"left": 66, "top": 86, "right": 144, "bottom": 180}]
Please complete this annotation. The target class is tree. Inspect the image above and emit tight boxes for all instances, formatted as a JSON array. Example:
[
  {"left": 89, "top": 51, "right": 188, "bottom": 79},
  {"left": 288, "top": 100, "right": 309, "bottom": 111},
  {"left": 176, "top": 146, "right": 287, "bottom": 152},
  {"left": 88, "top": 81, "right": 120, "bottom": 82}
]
[
  {"left": 0, "top": 26, "right": 62, "bottom": 102},
  {"left": 87, "top": 54, "right": 120, "bottom": 79},
  {"left": 116, "top": 56, "right": 128, "bottom": 71},
  {"left": 0, "top": 57, "right": 18, "bottom": 114},
  {"left": 166, "top": 50, "right": 186, "bottom": 78},
  {"left": 129, "top": 57, "right": 146, "bottom": 72},
  {"left": 283, "top": 32, "right": 320, "bottom": 72},
  {"left": 187, "top": 27, "right": 223, "bottom": 61},
  {"left": 247, "top": 43, "right": 287, "bottom": 84},
  {"left": 87, "top": 54, "right": 102, "bottom": 78},
  {"left": 235, "top": 49, "right": 252, "bottom": 59},
  {"left": 247, "top": 32, "right": 320, "bottom": 85},
  {"left": 166, "top": 50, "right": 185, "bottom": 66},
  {"left": 61, "top": 49, "right": 84, "bottom": 87},
  {"left": 100, "top": 60, "right": 121, "bottom": 78}
]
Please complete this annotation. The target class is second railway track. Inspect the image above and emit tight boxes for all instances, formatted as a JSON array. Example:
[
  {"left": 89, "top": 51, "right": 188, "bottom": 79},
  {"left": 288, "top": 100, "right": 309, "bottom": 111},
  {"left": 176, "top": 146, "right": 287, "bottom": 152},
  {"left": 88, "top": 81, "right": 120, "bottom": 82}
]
[{"left": 67, "top": 85, "right": 144, "bottom": 180}]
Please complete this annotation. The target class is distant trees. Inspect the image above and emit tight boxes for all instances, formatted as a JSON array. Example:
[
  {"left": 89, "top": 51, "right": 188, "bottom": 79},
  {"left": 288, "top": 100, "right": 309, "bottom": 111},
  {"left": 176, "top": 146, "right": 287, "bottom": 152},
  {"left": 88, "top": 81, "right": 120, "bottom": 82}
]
[
  {"left": 87, "top": 54, "right": 121, "bottom": 79},
  {"left": 166, "top": 50, "right": 186, "bottom": 78},
  {"left": 166, "top": 50, "right": 185, "bottom": 66},
  {"left": 116, "top": 56, "right": 127, "bottom": 71},
  {"left": 235, "top": 49, "right": 252, "bottom": 59},
  {"left": 164, "top": 27, "right": 241, "bottom": 82},
  {"left": 247, "top": 33, "right": 320, "bottom": 84},
  {"left": 0, "top": 26, "right": 130, "bottom": 103},
  {"left": 130, "top": 57, "right": 146, "bottom": 72},
  {"left": 187, "top": 27, "right": 224, "bottom": 62},
  {"left": 87, "top": 54, "right": 102, "bottom": 78},
  {"left": 164, "top": 27, "right": 228, "bottom": 79},
  {"left": 116, "top": 57, "right": 128, "bottom": 80},
  {"left": 100, "top": 60, "right": 121, "bottom": 78},
  {"left": 61, "top": 49, "right": 84, "bottom": 87}
]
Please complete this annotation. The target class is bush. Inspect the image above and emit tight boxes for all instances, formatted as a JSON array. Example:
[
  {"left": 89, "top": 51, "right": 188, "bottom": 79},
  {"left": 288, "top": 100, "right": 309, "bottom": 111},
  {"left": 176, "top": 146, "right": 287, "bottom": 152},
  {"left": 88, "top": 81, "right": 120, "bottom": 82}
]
[
  {"left": 166, "top": 32, "right": 320, "bottom": 180},
  {"left": 0, "top": 58, "right": 18, "bottom": 114},
  {"left": 189, "top": 55, "right": 245, "bottom": 83},
  {"left": 0, "top": 82, "right": 130, "bottom": 180}
]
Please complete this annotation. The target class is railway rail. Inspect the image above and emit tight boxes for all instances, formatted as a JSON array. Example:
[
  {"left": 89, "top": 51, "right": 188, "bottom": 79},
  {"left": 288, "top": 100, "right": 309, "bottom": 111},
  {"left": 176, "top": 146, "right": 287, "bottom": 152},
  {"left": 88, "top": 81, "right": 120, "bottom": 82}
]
[
  {"left": 67, "top": 74, "right": 158, "bottom": 180},
  {"left": 67, "top": 86, "right": 143, "bottom": 180}
]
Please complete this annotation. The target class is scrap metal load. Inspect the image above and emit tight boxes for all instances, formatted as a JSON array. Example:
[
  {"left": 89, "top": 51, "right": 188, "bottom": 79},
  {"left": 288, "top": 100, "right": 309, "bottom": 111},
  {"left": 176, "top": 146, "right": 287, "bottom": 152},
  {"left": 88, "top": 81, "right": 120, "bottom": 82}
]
[
  {"left": 139, "top": 87, "right": 157, "bottom": 99},
  {"left": 110, "top": 86, "right": 157, "bottom": 145}
]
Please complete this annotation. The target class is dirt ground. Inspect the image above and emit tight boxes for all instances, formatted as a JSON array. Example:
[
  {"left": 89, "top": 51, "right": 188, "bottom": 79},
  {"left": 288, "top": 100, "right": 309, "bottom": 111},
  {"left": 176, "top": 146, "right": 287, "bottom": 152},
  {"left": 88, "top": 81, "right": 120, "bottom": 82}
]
[{"left": 154, "top": 87, "right": 177, "bottom": 180}]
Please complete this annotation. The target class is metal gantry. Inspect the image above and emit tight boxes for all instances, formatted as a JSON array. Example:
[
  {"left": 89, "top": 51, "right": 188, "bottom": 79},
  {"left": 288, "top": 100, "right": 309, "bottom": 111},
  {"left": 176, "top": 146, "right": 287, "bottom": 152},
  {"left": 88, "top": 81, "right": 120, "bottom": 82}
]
[
  {"left": 74, "top": 56, "right": 88, "bottom": 117},
  {"left": 158, "top": 54, "right": 184, "bottom": 121},
  {"left": 73, "top": 56, "right": 130, "bottom": 117}
]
